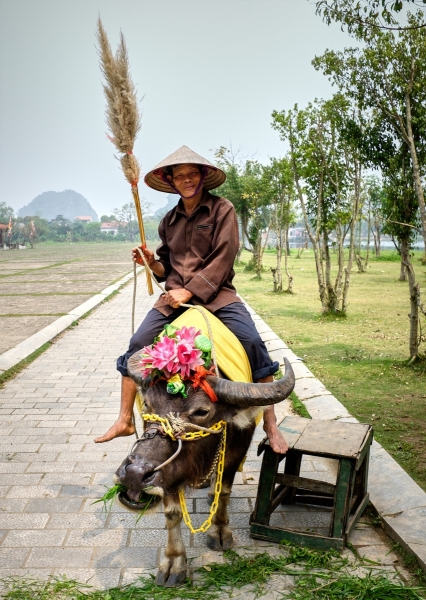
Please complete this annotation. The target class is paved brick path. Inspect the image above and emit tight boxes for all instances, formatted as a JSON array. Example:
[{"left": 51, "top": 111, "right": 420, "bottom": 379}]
[{"left": 0, "top": 275, "right": 406, "bottom": 595}]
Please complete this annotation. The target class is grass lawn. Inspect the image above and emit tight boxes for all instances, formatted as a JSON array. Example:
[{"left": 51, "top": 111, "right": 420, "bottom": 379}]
[{"left": 234, "top": 249, "right": 426, "bottom": 492}]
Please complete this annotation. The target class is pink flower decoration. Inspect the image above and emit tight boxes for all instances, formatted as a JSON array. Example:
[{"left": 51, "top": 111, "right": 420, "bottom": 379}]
[
  {"left": 176, "top": 341, "right": 204, "bottom": 378},
  {"left": 175, "top": 326, "right": 201, "bottom": 345},
  {"left": 150, "top": 336, "right": 178, "bottom": 377},
  {"left": 139, "top": 327, "right": 206, "bottom": 380},
  {"left": 139, "top": 345, "right": 156, "bottom": 378}
]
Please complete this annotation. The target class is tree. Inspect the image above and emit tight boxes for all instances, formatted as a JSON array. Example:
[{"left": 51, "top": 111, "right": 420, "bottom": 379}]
[
  {"left": 315, "top": 0, "right": 426, "bottom": 35},
  {"left": 214, "top": 148, "right": 272, "bottom": 276},
  {"left": 113, "top": 199, "right": 152, "bottom": 242},
  {"left": 0, "top": 202, "right": 14, "bottom": 223},
  {"left": 272, "top": 95, "right": 363, "bottom": 313},
  {"left": 313, "top": 10, "right": 426, "bottom": 256},
  {"left": 100, "top": 214, "right": 116, "bottom": 222},
  {"left": 261, "top": 157, "right": 296, "bottom": 292},
  {"left": 365, "top": 175, "right": 385, "bottom": 256},
  {"left": 214, "top": 146, "right": 251, "bottom": 249}
]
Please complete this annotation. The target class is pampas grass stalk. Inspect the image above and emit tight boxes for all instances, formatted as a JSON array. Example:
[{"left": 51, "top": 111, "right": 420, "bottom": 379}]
[{"left": 96, "top": 17, "right": 153, "bottom": 295}]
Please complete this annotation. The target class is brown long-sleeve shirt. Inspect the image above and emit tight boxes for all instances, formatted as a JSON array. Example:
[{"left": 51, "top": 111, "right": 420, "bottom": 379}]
[{"left": 153, "top": 190, "right": 242, "bottom": 316}]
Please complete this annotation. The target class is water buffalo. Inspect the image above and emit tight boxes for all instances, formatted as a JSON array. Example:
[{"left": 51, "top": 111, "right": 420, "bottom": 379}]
[{"left": 114, "top": 353, "right": 295, "bottom": 587}]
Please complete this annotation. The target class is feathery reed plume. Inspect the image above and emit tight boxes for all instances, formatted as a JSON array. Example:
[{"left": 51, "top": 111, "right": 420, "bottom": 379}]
[{"left": 96, "top": 17, "right": 153, "bottom": 295}]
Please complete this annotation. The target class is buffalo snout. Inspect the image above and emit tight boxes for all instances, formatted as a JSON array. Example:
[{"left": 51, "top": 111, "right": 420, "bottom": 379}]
[{"left": 115, "top": 455, "right": 158, "bottom": 490}]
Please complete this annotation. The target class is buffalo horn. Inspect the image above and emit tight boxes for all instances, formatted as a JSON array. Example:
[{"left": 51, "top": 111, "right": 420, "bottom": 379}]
[{"left": 207, "top": 357, "right": 295, "bottom": 408}]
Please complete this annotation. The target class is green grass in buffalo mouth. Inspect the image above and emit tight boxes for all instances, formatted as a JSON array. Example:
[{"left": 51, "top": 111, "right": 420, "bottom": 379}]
[{"left": 92, "top": 483, "right": 154, "bottom": 520}]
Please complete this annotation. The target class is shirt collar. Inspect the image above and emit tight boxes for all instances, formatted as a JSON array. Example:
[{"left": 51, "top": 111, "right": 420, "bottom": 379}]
[{"left": 169, "top": 189, "right": 214, "bottom": 225}]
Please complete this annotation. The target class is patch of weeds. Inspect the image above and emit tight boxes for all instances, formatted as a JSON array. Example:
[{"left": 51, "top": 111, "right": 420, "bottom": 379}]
[
  {"left": 392, "top": 543, "right": 426, "bottom": 586},
  {"left": 103, "top": 289, "right": 120, "bottom": 302},
  {"left": 290, "top": 391, "right": 311, "bottom": 419},
  {"left": 293, "top": 571, "right": 425, "bottom": 599},
  {"left": 339, "top": 348, "right": 369, "bottom": 362},
  {"left": 0, "top": 575, "right": 217, "bottom": 600},
  {"left": 199, "top": 549, "right": 290, "bottom": 595},
  {"left": 198, "top": 545, "right": 347, "bottom": 597},
  {"left": 389, "top": 440, "right": 418, "bottom": 463},
  {"left": 374, "top": 253, "right": 402, "bottom": 262},
  {"left": 316, "top": 310, "right": 348, "bottom": 321},
  {"left": 0, "top": 342, "right": 51, "bottom": 388},
  {"left": 2, "top": 543, "right": 425, "bottom": 600}
]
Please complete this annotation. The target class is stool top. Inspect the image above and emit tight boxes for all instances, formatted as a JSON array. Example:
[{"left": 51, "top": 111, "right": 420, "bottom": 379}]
[{"left": 276, "top": 415, "right": 372, "bottom": 459}]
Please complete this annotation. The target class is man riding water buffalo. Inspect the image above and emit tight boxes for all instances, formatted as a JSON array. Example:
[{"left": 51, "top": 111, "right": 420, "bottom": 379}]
[{"left": 95, "top": 145, "right": 289, "bottom": 454}]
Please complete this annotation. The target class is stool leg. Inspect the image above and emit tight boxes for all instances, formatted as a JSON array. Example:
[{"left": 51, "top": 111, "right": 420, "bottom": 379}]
[
  {"left": 332, "top": 458, "right": 354, "bottom": 539},
  {"left": 252, "top": 446, "right": 281, "bottom": 525},
  {"left": 283, "top": 450, "right": 302, "bottom": 504}
]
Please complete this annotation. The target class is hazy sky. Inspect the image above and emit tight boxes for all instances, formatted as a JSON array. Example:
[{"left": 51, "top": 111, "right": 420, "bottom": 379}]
[{"left": 0, "top": 0, "right": 357, "bottom": 217}]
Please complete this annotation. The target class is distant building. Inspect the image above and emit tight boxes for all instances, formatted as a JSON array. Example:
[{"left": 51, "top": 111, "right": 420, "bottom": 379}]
[
  {"left": 100, "top": 221, "right": 126, "bottom": 235},
  {"left": 75, "top": 216, "right": 92, "bottom": 223}
]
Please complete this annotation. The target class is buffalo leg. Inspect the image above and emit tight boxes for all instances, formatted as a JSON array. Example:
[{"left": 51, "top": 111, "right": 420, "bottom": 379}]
[
  {"left": 206, "top": 479, "right": 234, "bottom": 551},
  {"left": 156, "top": 494, "right": 187, "bottom": 587}
]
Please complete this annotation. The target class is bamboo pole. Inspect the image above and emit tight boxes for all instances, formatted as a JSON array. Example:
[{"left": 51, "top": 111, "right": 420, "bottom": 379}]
[{"left": 131, "top": 185, "right": 154, "bottom": 295}]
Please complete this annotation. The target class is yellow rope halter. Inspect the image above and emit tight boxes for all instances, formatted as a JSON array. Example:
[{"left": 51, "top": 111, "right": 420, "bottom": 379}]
[{"left": 142, "top": 413, "right": 227, "bottom": 533}]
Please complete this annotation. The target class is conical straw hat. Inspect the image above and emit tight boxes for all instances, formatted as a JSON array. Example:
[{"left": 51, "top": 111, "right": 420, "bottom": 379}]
[{"left": 144, "top": 145, "right": 226, "bottom": 193}]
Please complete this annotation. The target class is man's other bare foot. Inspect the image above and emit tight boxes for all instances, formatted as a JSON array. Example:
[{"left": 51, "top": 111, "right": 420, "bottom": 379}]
[
  {"left": 94, "top": 419, "right": 135, "bottom": 443},
  {"left": 263, "top": 420, "right": 289, "bottom": 454}
]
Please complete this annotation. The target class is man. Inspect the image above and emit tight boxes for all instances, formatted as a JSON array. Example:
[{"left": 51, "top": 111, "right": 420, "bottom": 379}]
[{"left": 95, "top": 145, "right": 288, "bottom": 453}]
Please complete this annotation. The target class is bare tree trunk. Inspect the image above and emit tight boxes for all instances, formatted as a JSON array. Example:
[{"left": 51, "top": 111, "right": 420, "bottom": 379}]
[
  {"left": 236, "top": 242, "right": 243, "bottom": 264},
  {"left": 271, "top": 267, "right": 278, "bottom": 292},
  {"left": 323, "top": 230, "right": 337, "bottom": 311},
  {"left": 400, "top": 240, "right": 423, "bottom": 361},
  {"left": 272, "top": 225, "right": 283, "bottom": 292},
  {"left": 241, "top": 213, "right": 250, "bottom": 251},
  {"left": 399, "top": 238, "right": 408, "bottom": 281},
  {"left": 260, "top": 226, "right": 270, "bottom": 264},
  {"left": 283, "top": 228, "right": 292, "bottom": 293},
  {"left": 342, "top": 166, "right": 361, "bottom": 313},
  {"left": 371, "top": 222, "right": 381, "bottom": 257},
  {"left": 365, "top": 207, "right": 371, "bottom": 269},
  {"left": 334, "top": 224, "right": 346, "bottom": 306}
]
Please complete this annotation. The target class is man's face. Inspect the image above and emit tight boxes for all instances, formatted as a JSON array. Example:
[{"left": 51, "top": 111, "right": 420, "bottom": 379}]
[{"left": 169, "top": 164, "right": 202, "bottom": 198}]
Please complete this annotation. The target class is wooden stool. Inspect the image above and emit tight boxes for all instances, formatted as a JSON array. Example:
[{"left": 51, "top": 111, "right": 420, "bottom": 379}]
[{"left": 250, "top": 415, "right": 373, "bottom": 550}]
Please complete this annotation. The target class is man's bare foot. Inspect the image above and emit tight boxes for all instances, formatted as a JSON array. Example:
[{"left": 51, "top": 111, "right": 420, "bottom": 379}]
[
  {"left": 94, "top": 419, "right": 135, "bottom": 443},
  {"left": 263, "top": 420, "right": 289, "bottom": 454}
]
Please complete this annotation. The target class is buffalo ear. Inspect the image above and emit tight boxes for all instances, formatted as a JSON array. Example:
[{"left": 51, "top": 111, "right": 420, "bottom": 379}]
[{"left": 127, "top": 352, "right": 151, "bottom": 391}]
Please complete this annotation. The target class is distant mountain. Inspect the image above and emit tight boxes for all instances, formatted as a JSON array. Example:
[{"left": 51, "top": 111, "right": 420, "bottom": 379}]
[
  {"left": 18, "top": 190, "right": 99, "bottom": 222},
  {"left": 153, "top": 194, "right": 178, "bottom": 220}
]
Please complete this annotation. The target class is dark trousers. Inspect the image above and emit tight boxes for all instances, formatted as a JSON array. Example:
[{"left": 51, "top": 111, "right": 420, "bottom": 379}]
[{"left": 116, "top": 302, "right": 278, "bottom": 381}]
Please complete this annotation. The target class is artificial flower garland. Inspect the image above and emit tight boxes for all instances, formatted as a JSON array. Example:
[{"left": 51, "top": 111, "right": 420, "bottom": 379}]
[{"left": 139, "top": 325, "right": 213, "bottom": 398}]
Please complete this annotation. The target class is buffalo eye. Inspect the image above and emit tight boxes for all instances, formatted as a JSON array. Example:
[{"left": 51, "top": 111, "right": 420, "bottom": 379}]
[{"left": 191, "top": 409, "right": 209, "bottom": 418}]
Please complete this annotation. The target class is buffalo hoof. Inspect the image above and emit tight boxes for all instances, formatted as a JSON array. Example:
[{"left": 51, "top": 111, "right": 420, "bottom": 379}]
[
  {"left": 156, "top": 556, "right": 187, "bottom": 587},
  {"left": 206, "top": 528, "right": 233, "bottom": 551},
  {"left": 206, "top": 534, "right": 222, "bottom": 551},
  {"left": 155, "top": 569, "right": 186, "bottom": 587}
]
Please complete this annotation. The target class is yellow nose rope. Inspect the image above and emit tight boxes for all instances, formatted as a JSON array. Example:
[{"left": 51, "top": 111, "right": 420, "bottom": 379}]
[{"left": 141, "top": 413, "right": 227, "bottom": 533}]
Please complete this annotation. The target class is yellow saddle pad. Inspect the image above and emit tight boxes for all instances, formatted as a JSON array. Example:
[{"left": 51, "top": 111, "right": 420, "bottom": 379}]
[{"left": 171, "top": 306, "right": 253, "bottom": 383}]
